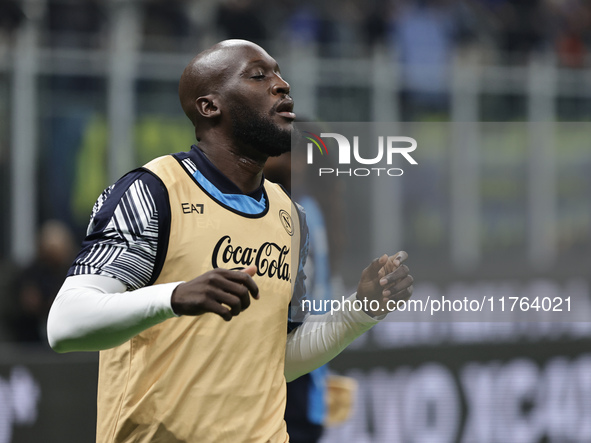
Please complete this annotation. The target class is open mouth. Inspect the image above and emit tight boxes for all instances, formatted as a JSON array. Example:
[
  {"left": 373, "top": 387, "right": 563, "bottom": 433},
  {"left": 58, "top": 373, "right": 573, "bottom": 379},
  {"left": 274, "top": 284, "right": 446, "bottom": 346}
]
[{"left": 275, "top": 99, "right": 296, "bottom": 120}]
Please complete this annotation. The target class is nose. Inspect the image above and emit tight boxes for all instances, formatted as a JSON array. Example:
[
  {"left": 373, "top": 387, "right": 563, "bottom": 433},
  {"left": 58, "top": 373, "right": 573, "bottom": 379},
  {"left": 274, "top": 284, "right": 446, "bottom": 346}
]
[{"left": 272, "top": 74, "right": 290, "bottom": 96}]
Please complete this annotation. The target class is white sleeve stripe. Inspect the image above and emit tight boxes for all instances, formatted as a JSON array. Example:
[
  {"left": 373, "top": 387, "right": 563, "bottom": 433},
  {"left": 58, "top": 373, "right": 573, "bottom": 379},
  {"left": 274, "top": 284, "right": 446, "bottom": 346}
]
[
  {"left": 128, "top": 182, "right": 150, "bottom": 230},
  {"left": 181, "top": 158, "right": 197, "bottom": 174},
  {"left": 135, "top": 180, "right": 154, "bottom": 218},
  {"left": 78, "top": 244, "right": 121, "bottom": 270},
  {"left": 119, "top": 194, "right": 143, "bottom": 241}
]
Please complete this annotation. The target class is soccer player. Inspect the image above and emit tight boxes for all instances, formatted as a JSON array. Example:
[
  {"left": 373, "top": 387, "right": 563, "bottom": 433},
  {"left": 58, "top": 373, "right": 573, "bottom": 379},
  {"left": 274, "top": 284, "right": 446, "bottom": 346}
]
[{"left": 47, "top": 39, "right": 414, "bottom": 443}]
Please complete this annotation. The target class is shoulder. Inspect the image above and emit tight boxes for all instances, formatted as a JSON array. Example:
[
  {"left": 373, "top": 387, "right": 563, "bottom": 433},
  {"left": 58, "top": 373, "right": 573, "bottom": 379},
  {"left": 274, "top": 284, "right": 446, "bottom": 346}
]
[
  {"left": 88, "top": 169, "right": 167, "bottom": 232},
  {"left": 70, "top": 167, "right": 172, "bottom": 289}
]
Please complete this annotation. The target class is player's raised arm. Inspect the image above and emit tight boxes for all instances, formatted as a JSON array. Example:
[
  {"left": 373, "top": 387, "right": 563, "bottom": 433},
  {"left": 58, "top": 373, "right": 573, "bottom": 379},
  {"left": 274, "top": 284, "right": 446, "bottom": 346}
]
[{"left": 285, "top": 252, "right": 413, "bottom": 381}]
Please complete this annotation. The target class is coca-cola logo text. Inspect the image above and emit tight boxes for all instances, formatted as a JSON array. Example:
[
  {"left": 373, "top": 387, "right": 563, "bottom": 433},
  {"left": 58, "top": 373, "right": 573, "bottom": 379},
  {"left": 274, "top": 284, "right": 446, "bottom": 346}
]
[{"left": 211, "top": 235, "right": 290, "bottom": 281}]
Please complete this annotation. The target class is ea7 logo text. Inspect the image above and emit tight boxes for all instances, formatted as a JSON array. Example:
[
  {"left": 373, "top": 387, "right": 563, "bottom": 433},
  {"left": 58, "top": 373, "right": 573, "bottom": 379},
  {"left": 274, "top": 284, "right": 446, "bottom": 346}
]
[{"left": 182, "top": 203, "right": 204, "bottom": 214}]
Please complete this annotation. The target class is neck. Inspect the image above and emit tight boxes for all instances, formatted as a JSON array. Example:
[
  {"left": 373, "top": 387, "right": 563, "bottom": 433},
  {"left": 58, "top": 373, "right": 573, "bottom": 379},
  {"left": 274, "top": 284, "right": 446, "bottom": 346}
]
[{"left": 197, "top": 139, "right": 267, "bottom": 194}]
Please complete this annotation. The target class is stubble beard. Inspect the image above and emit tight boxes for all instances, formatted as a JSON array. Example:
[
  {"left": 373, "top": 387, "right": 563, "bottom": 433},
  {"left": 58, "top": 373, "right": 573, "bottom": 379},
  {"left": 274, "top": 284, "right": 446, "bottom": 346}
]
[{"left": 230, "top": 102, "right": 292, "bottom": 157}]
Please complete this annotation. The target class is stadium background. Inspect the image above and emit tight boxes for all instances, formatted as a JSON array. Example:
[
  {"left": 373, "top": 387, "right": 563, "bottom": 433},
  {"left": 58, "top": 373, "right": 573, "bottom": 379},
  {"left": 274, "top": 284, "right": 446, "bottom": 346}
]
[{"left": 0, "top": 0, "right": 590, "bottom": 442}]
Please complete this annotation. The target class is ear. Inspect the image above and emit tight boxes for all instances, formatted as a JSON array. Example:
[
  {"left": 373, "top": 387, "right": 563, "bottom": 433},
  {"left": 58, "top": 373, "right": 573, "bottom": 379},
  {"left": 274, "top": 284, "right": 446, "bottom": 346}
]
[{"left": 195, "top": 95, "right": 221, "bottom": 119}]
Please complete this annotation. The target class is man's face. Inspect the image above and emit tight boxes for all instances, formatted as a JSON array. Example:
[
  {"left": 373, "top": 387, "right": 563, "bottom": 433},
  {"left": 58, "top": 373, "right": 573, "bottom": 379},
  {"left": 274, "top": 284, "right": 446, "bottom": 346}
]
[{"left": 221, "top": 44, "right": 295, "bottom": 157}]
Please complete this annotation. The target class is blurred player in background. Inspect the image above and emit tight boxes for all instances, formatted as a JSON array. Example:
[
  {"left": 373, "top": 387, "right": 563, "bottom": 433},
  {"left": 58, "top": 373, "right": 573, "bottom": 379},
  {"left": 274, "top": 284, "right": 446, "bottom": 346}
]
[
  {"left": 265, "top": 151, "right": 332, "bottom": 442},
  {"left": 265, "top": 128, "right": 355, "bottom": 442},
  {"left": 47, "top": 39, "right": 413, "bottom": 443},
  {"left": 12, "top": 220, "right": 75, "bottom": 343}
]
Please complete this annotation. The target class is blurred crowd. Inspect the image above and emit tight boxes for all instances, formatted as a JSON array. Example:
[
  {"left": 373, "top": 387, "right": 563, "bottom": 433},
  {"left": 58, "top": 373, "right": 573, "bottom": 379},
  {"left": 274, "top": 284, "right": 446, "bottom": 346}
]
[
  {"left": 1, "top": 0, "right": 590, "bottom": 67},
  {"left": 0, "top": 220, "right": 75, "bottom": 344}
]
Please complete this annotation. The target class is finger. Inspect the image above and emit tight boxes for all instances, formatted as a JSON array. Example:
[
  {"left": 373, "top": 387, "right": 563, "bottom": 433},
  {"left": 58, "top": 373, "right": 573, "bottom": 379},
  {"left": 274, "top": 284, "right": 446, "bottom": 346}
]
[
  {"left": 240, "top": 274, "right": 259, "bottom": 300},
  {"left": 379, "top": 264, "right": 409, "bottom": 287},
  {"left": 382, "top": 275, "right": 414, "bottom": 297},
  {"left": 394, "top": 251, "right": 408, "bottom": 266},
  {"left": 218, "top": 269, "right": 260, "bottom": 300},
  {"left": 209, "top": 276, "right": 253, "bottom": 311},
  {"left": 202, "top": 298, "right": 233, "bottom": 321},
  {"left": 213, "top": 290, "right": 244, "bottom": 317},
  {"left": 378, "top": 252, "right": 408, "bottom": 279},
  {"left": 380, "top": 265, "right": 410, "bottom": 290},
  {"left": 241, "top": 265, "right": 257, "bottom": 277},
  {"left": 363, "top": 254, "right": 388, "bottom": 279},
  {"left": 379, "top": 256, "right": 398, "bottom": 278},
  {"left": 386, "top": 284, "right": 414, "bottom": 302}
]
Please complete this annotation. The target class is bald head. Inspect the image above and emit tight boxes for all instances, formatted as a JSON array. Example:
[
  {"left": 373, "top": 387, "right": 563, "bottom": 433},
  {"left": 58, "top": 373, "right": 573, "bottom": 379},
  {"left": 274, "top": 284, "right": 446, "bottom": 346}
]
[{"left": 179, "top": 40, "right": 271, "bottom": 137}]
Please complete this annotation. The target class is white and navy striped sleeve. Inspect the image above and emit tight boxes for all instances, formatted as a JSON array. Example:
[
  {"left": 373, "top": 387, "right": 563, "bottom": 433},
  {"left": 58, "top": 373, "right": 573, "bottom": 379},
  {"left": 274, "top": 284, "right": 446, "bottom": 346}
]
[{"left": 68, "top": 169, "right": 170, "bottom": 291}]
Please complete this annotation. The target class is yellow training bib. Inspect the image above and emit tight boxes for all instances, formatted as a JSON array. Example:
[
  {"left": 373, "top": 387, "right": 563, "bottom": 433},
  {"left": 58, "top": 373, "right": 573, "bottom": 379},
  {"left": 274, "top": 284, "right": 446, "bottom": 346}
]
[{"left": 97, "top": 154, "right": 299, "bottom": 443}]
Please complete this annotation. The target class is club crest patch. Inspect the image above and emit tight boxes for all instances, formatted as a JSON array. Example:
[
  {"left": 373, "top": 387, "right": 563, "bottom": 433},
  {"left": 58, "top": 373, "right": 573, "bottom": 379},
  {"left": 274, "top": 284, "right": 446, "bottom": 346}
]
[{"left": 279, "top": 210, "right": 293, "bottom": 236}]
